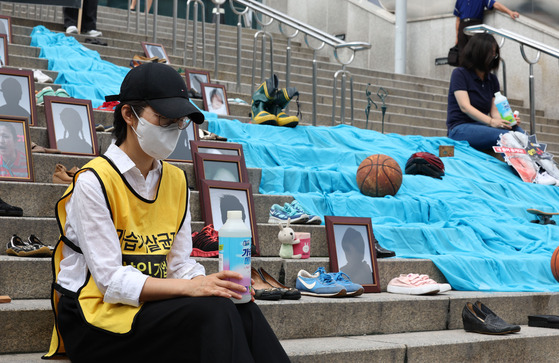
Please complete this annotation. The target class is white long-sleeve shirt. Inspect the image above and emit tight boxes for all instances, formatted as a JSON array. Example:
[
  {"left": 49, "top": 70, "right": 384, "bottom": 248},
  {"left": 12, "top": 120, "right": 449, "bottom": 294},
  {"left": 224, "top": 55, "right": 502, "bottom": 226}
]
[{"left": 56, "top": 144, "right": 205, "bottom": 306}]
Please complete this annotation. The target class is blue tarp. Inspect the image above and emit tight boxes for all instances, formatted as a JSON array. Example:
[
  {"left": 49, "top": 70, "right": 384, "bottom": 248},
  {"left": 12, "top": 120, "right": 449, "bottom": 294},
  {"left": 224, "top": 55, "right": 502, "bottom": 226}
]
[
  {"left": 30, "top": 26, "right": 129, "bottom": 108},
  {"left": 207, "top": 116, "right": 559, "bottom": 292}
]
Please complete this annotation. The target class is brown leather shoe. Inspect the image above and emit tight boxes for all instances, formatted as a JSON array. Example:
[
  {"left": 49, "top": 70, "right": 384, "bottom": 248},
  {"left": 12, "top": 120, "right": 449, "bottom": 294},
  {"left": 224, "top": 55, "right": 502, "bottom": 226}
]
[
  {"left": 31, "top": 142, "right": 61, "bottom": 154},
  {"left": 53, "top": 164, "right": 79, "bottom": 184}
]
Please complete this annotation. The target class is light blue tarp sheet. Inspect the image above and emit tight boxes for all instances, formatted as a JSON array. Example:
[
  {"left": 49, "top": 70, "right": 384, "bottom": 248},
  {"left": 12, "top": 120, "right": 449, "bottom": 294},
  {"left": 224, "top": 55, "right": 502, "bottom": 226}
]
[
  {"left": 207, "top": 116, "right": 559, "bottom": 292},
  {"left": 30, "top": 26, "right": 129, "bottom": 108}
]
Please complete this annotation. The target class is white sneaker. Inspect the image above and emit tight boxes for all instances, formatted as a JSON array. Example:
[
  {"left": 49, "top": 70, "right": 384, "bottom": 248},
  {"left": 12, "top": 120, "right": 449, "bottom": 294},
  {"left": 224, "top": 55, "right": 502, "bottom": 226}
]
[
  {"left": 33, "top": 69, "right": 53, "bottom": 83},
  {"left": 85, "top": 29, "right": 102, "bottom": 37},
  {"left": 535, "top": 170, "right": 558, "bottom": 186},
  {"left": 65, "top": 26, "right": 78, "bottom": 34}
]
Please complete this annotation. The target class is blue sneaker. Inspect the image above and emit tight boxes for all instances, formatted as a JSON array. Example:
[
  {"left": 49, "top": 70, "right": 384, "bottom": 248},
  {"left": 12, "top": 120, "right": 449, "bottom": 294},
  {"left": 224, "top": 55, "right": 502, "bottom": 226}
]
[
  {"left": 315, "top": 267, "right": 364, "bottom": 297},
  {"left": 288, "top": 200, "right": 322, "bottom": 225},
  {"left": 296, "top": 269, "right": 346, "bottom": 297},
  {"left": 268, "top": 204, "right": 308, "bottom": 224}
]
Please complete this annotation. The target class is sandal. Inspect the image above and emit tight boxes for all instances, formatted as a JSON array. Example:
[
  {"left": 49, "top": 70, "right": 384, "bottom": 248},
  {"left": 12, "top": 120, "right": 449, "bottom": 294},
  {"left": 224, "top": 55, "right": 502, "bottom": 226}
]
[
  {"left": 251, "top": 267, "right": 281, "bottom": 300},
  {"left": 258, "top": 267, "right": 301, "bottom": 300}
]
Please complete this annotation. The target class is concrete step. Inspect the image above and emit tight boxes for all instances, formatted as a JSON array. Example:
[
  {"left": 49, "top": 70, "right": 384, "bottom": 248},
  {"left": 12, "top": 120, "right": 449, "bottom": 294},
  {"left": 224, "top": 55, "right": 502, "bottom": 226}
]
[{"left": 1, "top": 291, "right": 559, "bottom": 356}]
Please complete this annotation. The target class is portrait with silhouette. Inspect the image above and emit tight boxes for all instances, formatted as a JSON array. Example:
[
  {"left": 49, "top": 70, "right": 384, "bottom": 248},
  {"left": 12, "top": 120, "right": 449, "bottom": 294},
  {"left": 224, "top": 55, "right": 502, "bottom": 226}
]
[
  {"left": 208, "top": 186, "right": 249, "bottom": 231},
  {"left": 55, "top": 106, "right": 93, "bottom": 154},
  {"left": 0, "top": 76, "right": 31, "bottom": 121},
  {"left": 203, "top": 86, "right": 228, "bottom": 115},
  {"left": 336, "top": 225, "right": 374, "bottom": 285},
  {"left": 0, "top": 120, "right": 29, "bottom": 178}
]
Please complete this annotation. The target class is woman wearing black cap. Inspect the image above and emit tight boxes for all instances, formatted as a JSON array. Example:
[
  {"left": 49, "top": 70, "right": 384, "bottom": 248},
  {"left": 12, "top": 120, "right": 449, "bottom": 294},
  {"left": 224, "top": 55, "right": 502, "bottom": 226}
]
[{"left": 44, "top": 63, "right": 289, "bottom": 362}]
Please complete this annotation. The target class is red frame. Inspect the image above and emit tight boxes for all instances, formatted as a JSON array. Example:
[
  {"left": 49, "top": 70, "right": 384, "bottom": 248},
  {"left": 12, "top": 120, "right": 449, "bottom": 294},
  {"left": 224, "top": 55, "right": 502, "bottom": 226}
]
[{"left": 0, "top": 116, "right": 34, "bottom": 182}]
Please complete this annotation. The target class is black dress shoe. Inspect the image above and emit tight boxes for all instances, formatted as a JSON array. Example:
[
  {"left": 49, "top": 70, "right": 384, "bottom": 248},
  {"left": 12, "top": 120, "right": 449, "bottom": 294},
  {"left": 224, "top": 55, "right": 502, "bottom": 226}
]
[
  {"left": 528, "top": 315, "right": 559, "bottom": 328},
  {"left": 0, "top": 198, "right": 23, "bottom": 216},
  {"left": 475, "top": 301, "right": 520, "bottom": 333},
  {"left": 375, "top": 242, "right": 395, "bottom": 258},
  {"left": 462, "top": 302, "right": 520, "bottom": 334}
]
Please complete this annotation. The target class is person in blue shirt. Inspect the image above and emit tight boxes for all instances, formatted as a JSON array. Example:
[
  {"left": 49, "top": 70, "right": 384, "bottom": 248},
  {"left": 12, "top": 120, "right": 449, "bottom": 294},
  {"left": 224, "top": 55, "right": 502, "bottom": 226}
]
[
  {"left": 446, "top": 33, "right": 523, "bottom": 151},
  {"left": 454, "top": 0, "right": 519, "bottom": 55}
]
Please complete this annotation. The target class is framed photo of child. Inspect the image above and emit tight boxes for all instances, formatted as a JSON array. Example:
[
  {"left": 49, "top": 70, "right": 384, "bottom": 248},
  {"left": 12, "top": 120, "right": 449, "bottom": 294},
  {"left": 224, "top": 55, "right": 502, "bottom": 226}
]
[
  {"left": 0, "top": 116, "right": 34, "bottom": 182},
  {"left": 200, "top": 83, "right": 229, "bottom": 116}
]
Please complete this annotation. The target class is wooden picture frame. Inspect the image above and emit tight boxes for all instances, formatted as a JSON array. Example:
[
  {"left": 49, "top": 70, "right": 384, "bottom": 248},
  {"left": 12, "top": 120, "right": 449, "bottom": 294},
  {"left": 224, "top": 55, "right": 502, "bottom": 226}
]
[
  {"left": 201, "top": 83, "right": 229, "bottom": 115},
  {"left": 141, "top": 41, "right": 169, "bottom": 63},
  {"left": 0, "top": 116, "right": 34, "bottom": 182},
  {"left": 0, "top": 15, "right": 12, "bottom": 43},
  {"left": 190, "top": 140, "right": 244, "bottom": 158},
  {"left": 324, "top": 216, "right": 380, "bottom": 293},
  {"left": 199, "top": 180, "right": 259, "bottom": 256},
  {"left": 0, "top": 34, "right": 8, "bottom": 66},
  {"left": 0, "top": 68, "right": 37, "bottom": 126},
  {"left": 185, "top": 69, "right": 210, "bottom": 94},
  {"left": 44, "top": 96, "right": 98, "bottom": 156},
  {"left": 193, "top": 152, "right": 249, "bottom": 191},
  {"left": 165, "top": 120, "right": 199, "bottom": 163}
]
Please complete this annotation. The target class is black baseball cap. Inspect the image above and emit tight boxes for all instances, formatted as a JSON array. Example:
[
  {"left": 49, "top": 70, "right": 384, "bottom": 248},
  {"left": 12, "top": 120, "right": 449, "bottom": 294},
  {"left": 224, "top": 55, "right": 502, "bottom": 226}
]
[{"left": 105, "top": 63, "right": 204, "bottom": 124}]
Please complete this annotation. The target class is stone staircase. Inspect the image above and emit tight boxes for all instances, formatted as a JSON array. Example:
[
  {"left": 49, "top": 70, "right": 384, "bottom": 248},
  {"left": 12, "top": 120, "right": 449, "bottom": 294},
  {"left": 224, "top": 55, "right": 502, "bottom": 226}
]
[{"left": 2, "top": 3, "right": 559, "bottom": 362}]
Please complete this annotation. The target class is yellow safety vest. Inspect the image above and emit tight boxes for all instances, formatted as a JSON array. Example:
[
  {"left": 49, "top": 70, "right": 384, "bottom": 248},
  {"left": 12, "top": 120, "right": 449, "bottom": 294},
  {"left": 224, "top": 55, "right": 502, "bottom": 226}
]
[{"left": 44, "top": 156, "right": 188, "bottom": 358}]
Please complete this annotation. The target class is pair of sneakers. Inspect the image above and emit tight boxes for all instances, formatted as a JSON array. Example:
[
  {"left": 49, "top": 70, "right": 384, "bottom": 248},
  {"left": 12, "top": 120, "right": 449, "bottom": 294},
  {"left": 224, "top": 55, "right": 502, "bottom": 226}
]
[
  {"left": 387, "top": 273, "right": 452, "bottom": 295},
  {"left": 296, "top": 267, "right": 363, "bottom": 297},
  {"left": 6, "top": 234, "right": 53, "bottom": 257},
  {"left": 36, "top": 86, "right": 71, "bottom": 105},
  {"left": 66, "top": 26, "right": 102, "bottom": 37},
  {"left": 268, "top": 200, "right": 322, "bottom": 225}
]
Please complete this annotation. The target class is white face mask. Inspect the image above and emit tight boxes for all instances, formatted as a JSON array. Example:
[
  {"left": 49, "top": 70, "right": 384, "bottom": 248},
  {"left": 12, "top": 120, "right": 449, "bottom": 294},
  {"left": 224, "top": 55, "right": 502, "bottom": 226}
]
[{"left": 131, "top": 108, "right": 181, "bottom": 160}]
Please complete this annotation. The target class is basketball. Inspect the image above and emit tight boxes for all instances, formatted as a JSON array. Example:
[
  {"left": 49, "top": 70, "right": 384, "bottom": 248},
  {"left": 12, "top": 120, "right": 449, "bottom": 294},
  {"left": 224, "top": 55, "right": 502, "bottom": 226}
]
[
  {"left": 356, "top": 154, "right": 402, "bottom": 197},
  {"left": 551, "top": 246, "right": 559, "bottom": 282}
]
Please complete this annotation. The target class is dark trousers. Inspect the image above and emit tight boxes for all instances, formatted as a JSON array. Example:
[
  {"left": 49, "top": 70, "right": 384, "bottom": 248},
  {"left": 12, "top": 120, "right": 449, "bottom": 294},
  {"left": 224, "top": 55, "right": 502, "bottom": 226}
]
[
  {"left": 63, "top": 0, "right": 99, "bottom": 32},
  {"left": 457, "top": 18, "right": 483, "bottom": 61},
  {"left": 58, "top": 295, "right": 290, "bottom": 363}
]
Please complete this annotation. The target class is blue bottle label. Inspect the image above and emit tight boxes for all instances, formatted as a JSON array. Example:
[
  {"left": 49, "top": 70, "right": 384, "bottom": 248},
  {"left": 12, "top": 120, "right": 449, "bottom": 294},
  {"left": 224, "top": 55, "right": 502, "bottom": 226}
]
[{"left": 219, "top": 237, "right": 251, "bottom": 300}]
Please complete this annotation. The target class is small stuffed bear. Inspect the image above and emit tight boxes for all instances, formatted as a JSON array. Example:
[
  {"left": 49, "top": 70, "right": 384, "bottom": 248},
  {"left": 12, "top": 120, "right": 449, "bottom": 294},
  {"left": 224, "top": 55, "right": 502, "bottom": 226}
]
[{"left": 278, "top": 218, "right": 301, "bottom": 259}]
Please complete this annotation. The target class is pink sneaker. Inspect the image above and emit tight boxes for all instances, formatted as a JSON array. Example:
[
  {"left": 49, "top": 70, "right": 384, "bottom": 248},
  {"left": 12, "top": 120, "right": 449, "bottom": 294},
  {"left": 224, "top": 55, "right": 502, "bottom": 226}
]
[
  {"left": 411, "top": 273, "right": 452, "bottom": 293},
  {"left": 387, "top": 273, "right": 441, "bottom": 295}
]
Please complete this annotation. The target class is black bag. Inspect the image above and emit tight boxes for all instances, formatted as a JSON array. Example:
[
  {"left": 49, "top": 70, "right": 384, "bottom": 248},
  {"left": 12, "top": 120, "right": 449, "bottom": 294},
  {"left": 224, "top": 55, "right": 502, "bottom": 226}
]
[{"left": 447, "top": 45, "right": 459, "bottom": 66}]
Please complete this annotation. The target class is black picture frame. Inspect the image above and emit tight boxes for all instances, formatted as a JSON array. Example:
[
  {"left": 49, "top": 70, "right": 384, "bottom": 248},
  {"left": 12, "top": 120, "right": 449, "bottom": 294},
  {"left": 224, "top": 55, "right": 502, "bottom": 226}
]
[{"left": 165, "top": 120, "right": 199, "bottom": 163}]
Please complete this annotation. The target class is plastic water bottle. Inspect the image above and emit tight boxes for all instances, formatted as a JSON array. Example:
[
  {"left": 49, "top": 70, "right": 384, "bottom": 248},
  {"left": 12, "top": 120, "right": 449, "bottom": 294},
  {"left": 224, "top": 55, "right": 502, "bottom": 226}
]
[
  {"left": 494, "top": 92, "right": 516, "bottom": 126},
  {"left": 219, "top": 210, "right": 252, "bottom": 304}
]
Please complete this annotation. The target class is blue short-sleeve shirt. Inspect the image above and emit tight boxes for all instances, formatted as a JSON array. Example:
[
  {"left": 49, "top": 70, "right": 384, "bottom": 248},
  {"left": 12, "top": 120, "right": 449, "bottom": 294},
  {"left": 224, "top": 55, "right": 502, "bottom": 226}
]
[
  {"left": 454, "top": 0, "right": 495, "bottom": 19},
  {"left": 446, "top": 67, "right": 500, "bottom": 130}
]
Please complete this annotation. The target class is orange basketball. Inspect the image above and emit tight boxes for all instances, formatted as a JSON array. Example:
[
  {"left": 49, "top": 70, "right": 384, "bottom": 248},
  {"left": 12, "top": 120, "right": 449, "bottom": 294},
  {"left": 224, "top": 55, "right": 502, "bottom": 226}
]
[
  {"left": 356, "top": 154, "right": 402, "bottom": 197},
  {"left": 551, "top": 246, "right": 559, "bottom": 282}
]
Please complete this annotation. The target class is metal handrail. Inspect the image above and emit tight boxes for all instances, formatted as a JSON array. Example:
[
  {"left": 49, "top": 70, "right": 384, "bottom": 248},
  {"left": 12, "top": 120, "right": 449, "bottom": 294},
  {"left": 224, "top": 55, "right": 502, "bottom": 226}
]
[{"left": 464, "top": 24, "right": 559, "bottom": 135}]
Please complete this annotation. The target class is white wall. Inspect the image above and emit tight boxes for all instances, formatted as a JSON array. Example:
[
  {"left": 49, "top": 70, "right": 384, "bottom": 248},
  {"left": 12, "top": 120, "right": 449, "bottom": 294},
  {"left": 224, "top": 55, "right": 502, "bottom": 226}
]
[{"left": 264, "top": 0, "right": 559, "bottom": 118}]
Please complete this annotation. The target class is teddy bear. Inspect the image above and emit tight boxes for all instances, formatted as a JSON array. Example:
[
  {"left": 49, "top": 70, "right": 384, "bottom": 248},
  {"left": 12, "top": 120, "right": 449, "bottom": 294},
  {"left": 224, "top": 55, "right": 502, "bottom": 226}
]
[{"left": 278, "top": 218, "right": 302, "bottom": 259}]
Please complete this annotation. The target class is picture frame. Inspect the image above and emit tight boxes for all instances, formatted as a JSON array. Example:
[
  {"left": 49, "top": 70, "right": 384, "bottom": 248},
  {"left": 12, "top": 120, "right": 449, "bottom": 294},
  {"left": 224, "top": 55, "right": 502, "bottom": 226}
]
[
  {"left": 0, "top": 34, "right": 8, "bottom": 66},
  {"left": 201, "top": 83, "right": 230, "bottom": 115},
  {"left": 141, "top": 41, "right": 170, "bottom": 64},
  {"left": 165, "top": 120, "right": 199, "bottom": 163},
  {"left": 0, "top": 116, "right": 34, "bottom": 182},
  {"left": 44, "top": 96, "right": 98, "bottom": 156},
  {"left": 0, "top": 15, "right": 12, "bottom": 43},
  {"left": 193, "top": 152, "right": 249, "bottom": 191},
  {"left": 199, "top": 180, "right": 260, "bottom": 256},
  {"left": 184, "top": 69, "right": 210, "bottom": 95},
  {"left": 0, "top": 68, "right": 37, "bottom": 126},
  {"left": 324, "top": 216, "right": 380, "bottom": 293},
  {"left": 190, "top": 140, "right": 244, "bottom": 158}
]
